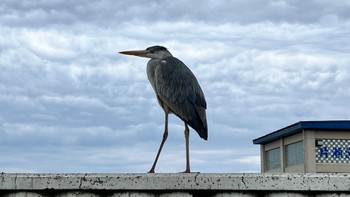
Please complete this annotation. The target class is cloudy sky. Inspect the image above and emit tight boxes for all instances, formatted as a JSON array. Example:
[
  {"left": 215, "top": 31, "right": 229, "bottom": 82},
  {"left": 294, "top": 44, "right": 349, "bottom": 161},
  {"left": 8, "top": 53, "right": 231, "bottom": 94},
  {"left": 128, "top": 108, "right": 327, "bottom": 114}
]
[{"left": 1, "top": 0, "right": 350, "bottom": 173}]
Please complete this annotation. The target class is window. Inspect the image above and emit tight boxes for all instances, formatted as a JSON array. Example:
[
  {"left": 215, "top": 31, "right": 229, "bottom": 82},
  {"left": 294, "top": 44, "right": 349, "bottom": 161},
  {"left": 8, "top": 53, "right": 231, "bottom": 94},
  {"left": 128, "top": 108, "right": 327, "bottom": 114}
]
[
  {"left": 265, "top": 148, "right": 281, "bottom": 171},
  {"left": 285, "top": 141, "right": 304, "bottom": 166}
]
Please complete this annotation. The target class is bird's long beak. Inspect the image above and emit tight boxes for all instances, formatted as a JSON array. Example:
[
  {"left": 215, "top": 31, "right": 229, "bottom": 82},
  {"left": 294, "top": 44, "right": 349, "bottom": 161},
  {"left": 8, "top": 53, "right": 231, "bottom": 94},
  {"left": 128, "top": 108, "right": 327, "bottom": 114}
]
[{"left": 119, "top": 50, "right": 150, "bottom": 58}]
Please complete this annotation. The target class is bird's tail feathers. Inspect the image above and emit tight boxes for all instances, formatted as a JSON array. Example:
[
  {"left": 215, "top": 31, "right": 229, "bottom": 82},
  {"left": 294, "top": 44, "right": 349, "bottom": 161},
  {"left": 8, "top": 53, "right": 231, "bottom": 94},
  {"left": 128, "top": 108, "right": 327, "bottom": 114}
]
[{"left": 184, "top": 101, "right": 208, "bottom": 140}]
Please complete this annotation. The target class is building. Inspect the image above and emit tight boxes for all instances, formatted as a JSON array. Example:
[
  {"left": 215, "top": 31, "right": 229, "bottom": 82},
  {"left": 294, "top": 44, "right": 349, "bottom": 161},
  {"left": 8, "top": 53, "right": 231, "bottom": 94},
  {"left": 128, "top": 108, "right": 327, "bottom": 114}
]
[{"left": 253, "top": 120, "right": 350, "bottom": 173}]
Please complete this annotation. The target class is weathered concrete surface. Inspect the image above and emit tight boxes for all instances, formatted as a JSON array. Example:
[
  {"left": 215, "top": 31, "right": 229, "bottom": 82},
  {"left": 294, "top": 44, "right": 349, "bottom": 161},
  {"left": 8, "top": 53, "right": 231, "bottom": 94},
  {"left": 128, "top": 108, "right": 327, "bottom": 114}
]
[
  {"left": 1, "top": 173, "right": 350, "bottom": 196},
  {"left": 1, "top": 173, "right": 350, "bottom": 191}
]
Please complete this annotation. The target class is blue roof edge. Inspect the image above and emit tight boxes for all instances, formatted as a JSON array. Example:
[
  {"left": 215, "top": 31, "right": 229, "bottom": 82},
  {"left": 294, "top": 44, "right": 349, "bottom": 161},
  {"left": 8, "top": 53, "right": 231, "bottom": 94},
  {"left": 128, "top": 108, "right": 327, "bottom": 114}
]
[{"left": 252, "top": 120, "right": 350, "bottom": 145}]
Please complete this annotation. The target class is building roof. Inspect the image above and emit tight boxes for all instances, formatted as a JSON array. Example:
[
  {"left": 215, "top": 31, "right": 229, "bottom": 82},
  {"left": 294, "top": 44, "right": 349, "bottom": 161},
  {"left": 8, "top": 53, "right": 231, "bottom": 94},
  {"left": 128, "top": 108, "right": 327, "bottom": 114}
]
[{"left": 253, "top": 120, "right": 350, "bottom": 145}]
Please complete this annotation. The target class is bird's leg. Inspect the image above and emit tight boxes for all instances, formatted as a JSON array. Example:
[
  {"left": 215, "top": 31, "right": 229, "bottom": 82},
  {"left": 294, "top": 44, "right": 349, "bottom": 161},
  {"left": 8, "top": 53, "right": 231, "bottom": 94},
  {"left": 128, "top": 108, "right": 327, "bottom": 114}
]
[
  {"left": 184, "top": 123, "right": 191, "bottom": 173},
  {"left": 148, "top": 112, "right": 169, "bottom": 173}
]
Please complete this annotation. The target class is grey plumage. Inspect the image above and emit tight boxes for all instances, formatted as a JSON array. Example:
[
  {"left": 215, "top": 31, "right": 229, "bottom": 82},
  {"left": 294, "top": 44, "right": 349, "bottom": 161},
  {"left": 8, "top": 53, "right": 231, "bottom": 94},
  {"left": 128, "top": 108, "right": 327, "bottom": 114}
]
[
  {"left": 147, "top": 50, "right": 207, "bottom": 139},
  {"left": 119, "top": 45, "right": 208, "bottom": 173}
]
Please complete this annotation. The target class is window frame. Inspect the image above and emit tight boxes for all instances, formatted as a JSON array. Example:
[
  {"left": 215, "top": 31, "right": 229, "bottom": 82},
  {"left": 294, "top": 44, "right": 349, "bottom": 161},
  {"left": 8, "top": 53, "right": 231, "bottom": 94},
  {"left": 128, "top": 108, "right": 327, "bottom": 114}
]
[
  {"left": 285, "top": 140, "right": 304, "bottom": 167},
  {"left": 265, "top": 147, "right": 281, "bottom": 171}
]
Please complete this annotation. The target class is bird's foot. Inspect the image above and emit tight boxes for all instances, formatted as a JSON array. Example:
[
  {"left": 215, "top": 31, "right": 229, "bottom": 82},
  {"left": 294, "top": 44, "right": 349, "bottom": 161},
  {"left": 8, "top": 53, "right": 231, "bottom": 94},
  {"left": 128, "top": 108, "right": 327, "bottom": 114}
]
[
  {"left": 179, "top": 169, "right": 191, "bottom": 173},
  {"left": 148, "top": 169, "right": 155, "bottom": 173},
  {"left": 179, "top": 169, "right": 201, "bottom": 173}
]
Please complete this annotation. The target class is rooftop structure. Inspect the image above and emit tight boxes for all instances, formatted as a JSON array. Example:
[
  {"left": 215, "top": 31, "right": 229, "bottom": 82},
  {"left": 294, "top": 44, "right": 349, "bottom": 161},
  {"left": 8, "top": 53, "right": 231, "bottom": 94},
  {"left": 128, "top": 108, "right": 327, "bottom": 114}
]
[{"left": 253, "top": 120, "right": 350, "bottom": 173}]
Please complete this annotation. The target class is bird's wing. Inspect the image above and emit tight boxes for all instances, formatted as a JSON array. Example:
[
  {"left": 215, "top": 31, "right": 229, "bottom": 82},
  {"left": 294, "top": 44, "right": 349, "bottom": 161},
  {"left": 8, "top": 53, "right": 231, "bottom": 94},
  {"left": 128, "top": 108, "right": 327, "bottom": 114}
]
[{"left": 154, "top": 57, "right": 208, "bottom": 140}]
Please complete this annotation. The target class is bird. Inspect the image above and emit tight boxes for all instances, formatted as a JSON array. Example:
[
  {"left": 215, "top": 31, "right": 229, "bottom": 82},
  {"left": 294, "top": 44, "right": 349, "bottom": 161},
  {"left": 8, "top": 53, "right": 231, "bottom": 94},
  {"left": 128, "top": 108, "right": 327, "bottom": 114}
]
[{"left": 119, "top": 45, "right": 207, "bottom": 173}]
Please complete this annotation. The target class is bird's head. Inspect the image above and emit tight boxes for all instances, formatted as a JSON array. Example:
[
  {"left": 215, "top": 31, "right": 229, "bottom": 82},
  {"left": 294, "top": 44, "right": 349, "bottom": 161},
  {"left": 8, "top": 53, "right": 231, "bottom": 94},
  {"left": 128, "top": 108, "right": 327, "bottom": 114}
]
[{"left": 119, "top": 45, "right": 172, "bottom": 60}]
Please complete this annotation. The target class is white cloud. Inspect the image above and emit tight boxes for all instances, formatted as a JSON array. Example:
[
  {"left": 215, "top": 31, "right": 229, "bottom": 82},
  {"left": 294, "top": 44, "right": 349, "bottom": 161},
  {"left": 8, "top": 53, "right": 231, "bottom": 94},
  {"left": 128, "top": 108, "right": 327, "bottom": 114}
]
[
  {"left": 0, "top": 0, "right": 350, "bottom": 173},
  {"left": 234, "top": 155, "right": 260, "bottom": 164}
]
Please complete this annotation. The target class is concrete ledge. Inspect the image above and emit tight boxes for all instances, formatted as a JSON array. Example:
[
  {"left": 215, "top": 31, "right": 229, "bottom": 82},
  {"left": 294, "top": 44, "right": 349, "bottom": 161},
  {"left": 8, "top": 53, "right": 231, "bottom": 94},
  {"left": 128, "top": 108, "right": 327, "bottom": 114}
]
[{"left": 1, "top": 173, "right": 350, "bottom": 196}]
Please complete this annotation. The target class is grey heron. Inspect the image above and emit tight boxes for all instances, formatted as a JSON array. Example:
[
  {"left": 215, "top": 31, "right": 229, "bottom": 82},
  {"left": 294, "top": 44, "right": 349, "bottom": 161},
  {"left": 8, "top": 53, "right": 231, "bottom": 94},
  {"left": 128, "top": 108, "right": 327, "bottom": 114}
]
[{"left": 119, "top": 46, "right": 207, "bottom": 173}]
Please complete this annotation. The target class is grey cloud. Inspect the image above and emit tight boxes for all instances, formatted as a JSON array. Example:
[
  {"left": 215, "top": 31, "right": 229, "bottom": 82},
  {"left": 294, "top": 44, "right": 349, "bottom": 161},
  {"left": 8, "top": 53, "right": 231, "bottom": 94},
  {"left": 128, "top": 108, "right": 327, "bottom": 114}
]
[
  {"left": 2, "top": 0, "right": 350, "bottom": 28},
  {"left": 1, "top": 0, "right": 350, "bottom": 173}
]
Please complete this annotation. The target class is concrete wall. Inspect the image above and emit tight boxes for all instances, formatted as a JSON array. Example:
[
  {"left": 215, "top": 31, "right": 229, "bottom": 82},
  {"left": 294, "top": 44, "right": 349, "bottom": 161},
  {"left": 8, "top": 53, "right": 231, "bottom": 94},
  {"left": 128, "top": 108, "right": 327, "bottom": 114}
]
[{"left": 1, "top": 173, "right": 350, "bottom": 197}]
